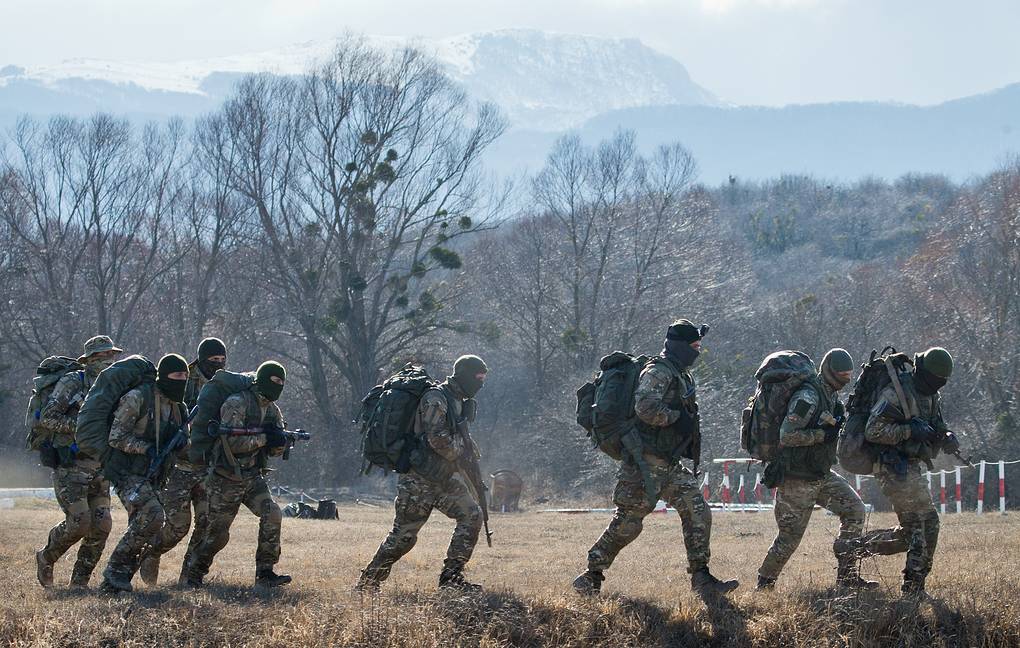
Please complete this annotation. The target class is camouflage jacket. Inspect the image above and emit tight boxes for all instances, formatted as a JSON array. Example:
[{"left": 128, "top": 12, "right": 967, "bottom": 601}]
[
  {"left": 410, "top": 382, "right": 477, "bottom": 482},
  {"left": 212, "top": 388, "right": 285, "bottom": 479},
  {"left": 777, "top": 378, "right": 842, "bottom": 480},
  {"left": 39, "top": 369, "right": 93, "bottom": 448},
  {"left": 633, "top": 358, "right": 698, "bottom": 464},
  {"left": 184, "top": 361, "right": 210, "bottom": 411},
  {"left": 106, "top": 386, "right": 186, "bottom": 482},
  {"left": 865, "top": 374, "right": 948, "bottom": 463}
]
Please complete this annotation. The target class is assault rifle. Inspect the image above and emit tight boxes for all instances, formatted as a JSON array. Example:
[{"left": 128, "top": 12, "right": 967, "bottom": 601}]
[
  {"left": 126, "top": 415, "right": 191, "bottom": 504},
  {"left": 213, "top": 424, "right": 312, "bottom": 460},
  {"left": 456, "top": 444, "right": 493, "bottom": 547}
]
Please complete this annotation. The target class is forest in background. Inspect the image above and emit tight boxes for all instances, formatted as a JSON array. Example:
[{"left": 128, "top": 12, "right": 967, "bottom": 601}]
[{"left": 1, "top": 38, "right": 1017, "bottom": 501}]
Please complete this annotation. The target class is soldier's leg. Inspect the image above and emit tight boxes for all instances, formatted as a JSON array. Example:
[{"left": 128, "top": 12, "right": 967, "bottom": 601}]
[
  {"left": 817, "top": 471, "right": 866, "bottom": 539},
  {"left": 663, "top": 464, "right": 714, "bottom": 574},
  {"left": 757, "top": 478, "right": 817, "bottom": 581},
  {"left": 103, "top": 477, "right": 165, "bottom": 591},
  {"left": 39, "top": 467, "right": 94, "bottom": 574},
  {"left": 71, "top": 474, "right": 112, "bottom": 586},
  {"left": 186, "top": 473, "right": 245, "bottom": 583},
  {"left": 139, "top": 467, "right": 201, "bottom": 585},
  {"left": 586, "top": 462, "right": 660, "bottom": 573},
  {"left": 877, "top": 468, "right": 939, "bottom": 585},
  {"left": 179, "top": 475, "right": 209, "bottom": 582},
  {"left": 242, "top": 476, "right": 283, "bottom": 573},
  {"left": 432, "top": 478, "right": 483, "bottom": 577},
  {"left": 361, "top": 476, "right": 435, "bottom": 584}
]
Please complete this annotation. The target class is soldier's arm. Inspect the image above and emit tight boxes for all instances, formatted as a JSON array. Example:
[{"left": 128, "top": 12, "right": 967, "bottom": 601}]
[
  {"left": 38, "top": 373, "right": 83, "bottom": 437},
  {"left": 864, "top": 387, "right": 911, "bottom": 445},
  {"left": 634, "top": 364, "right": 681, "bottom": 427},
  {"left": 778, "top": 386, "right": 825, "bottom": 447},
  {"left": 220, "top": 393, "right": 267, "bottom": 454},
  {"left": 421, "top": 391, "right": 463, "bottom": 462},
  {"left": 108, "top": 389, "right": 152, "bottom": 455},
  {"left": 266, "top": 403, "right": 285, "bottom": 457},
  {"left": 183, "top": 368, "right": 199, "bottom": 411}
]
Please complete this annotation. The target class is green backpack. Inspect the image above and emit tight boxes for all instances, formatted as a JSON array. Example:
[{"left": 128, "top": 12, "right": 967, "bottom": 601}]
[
  {"left": 575, "top": 352, "right": 650, "bottom": 460},
  {"left": 24, "top": 356, "right": 83, "bottom": 451},
  {"left": 75, "top": 355, "right": 157, "bottom": 463},
  {"left": 740, "top": 350, "right": 822, "bottom": 462},
  {"left": 359, "top": 364, "right": 436, "bottom": 474},
  {"left": 838, "top": 347, "right": 912, "bottom": 475},
  {"left": 188, "top": 370, "right": 255, "bottom": 465}
]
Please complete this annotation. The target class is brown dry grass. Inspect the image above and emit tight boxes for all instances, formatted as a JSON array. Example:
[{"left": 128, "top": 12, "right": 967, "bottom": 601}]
[{"left": 1, "top": 499, "right": 1018, "bottom": 647}]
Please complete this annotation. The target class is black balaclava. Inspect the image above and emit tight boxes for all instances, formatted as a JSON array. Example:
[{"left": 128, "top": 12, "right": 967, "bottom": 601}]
[
  {"left": 663, "top": 319, "right": 707, "bottom": 369},
  {"left": 450, "top": 355, "right": 488, "bottom": 399},
  {"left": 197, "top": 337, "right": 227, "bottom": 379},
  {"left": 914, "top": 347, "right": 953, "bottom": 396},
  {"left": 156, "top": 353, "right": 189, "bottom": 403},
  {"left": 255, "top": 361, "right": 287, "bottom": 402}
]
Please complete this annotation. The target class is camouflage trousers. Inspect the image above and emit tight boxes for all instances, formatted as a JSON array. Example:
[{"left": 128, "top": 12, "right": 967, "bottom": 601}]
[
  {"left": 147, "top": 465, "right": 208, "bottom": 561},
  {"left": 363, "top": 472, "right": 482, "bottom": 580},
  {"left": 105, "top": 475, "right": 165, "bottom": 582},
  {"left": 41, "top": 464, "right": 112, "bottom": 585},
  {"left": 587, "top": 459, "right": 712, "bottom": 574},
  {"left": 758, "top": 470, "right": 865, "bottom": 580},
  {"left": 859, "top": 463, "right": 939, "bottom": 579},
  {"left": 186, "top": 472, "right": 282, "bottom": 580}
]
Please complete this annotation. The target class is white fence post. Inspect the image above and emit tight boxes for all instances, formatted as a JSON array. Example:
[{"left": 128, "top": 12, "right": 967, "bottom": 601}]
[{"left": 978, "top": 460, "right": 986, "bottom": 514}]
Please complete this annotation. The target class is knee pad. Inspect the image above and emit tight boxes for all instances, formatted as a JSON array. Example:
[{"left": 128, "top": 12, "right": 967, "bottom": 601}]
[
  {"left": 67, "top": 511, "right": 92, "bottom": 538},
  {"left": 94, "top": 508, "right": 113, "bottom": 537},
  {"left": 141, "top": 509, "right": 166, "bottom": 537},
  {"left": 615, "top": 513, "right": 645, "bottom": 540}
]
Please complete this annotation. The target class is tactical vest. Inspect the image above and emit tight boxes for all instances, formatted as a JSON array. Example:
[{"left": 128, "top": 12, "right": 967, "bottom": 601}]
[
  {"left": 779, "top": 382, "right": 842, "bottom": 481},
  {"left": 408, "top": 385, "right": 463, "bottom": 483},
  {"left": 635, "top": 358, "right": 699, "bottom": 463},
  {"left": 892, "top": 374, "right": 943, "bottom": 464},
  {"left": 211, "top": 388, "right": 281, "bottom": 479},
  {"left": 105, "top": 386, "right": 186, "bottom": 483}
]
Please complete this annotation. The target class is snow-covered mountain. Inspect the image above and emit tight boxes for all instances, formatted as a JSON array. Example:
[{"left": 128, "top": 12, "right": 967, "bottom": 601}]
[{"left": 0, "top": 29, "right": 719, "bottom": 131}]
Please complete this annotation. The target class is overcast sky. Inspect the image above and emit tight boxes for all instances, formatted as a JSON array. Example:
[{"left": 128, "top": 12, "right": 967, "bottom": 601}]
[{"left": 2, "top": 0, "right": 1017, "bottom": 106}]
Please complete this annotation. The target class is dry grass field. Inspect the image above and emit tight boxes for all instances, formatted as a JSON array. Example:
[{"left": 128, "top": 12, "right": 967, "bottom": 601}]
[{"left": 1, "top": 497, "right": 1019, "bottom": 647}]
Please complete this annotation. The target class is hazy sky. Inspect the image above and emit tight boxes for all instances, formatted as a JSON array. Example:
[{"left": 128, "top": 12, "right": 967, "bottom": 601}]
[{"left": 2, "top": 0, "right": 1017, "bottom": 106}]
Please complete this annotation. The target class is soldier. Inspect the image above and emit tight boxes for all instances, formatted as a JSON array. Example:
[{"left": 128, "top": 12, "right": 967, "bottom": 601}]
[
  {"left": 756, "top": 348, "right": 877, "bottom": 590},
  {"left": 357, "top": 355, "right": 489, "bottom": 593},
  {"left": 34, "top": 335, "right": 121, "bottom": 589},
  {"left": 858, "top": 347, "right": 958, "bottom": 596},
  {"left": 573, "top": 320, "right": 738, "bottom": 597},
  {"left": 137, "top": 337, "right": 226, "bottom": 586},
  {"left": 100, "top": 354, "right": 190, "bottom": 593},
  {"left": 183, "top": 361, "right": 292, "bottom": 589}
]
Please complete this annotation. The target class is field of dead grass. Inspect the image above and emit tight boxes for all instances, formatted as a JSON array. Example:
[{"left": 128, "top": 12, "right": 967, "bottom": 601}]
[{"left": 1, "top": 497, "right": 1019, "bottom": 647}]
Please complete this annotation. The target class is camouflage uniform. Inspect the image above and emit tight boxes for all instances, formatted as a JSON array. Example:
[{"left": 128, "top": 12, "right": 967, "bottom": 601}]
[
  {"left": 102, "top": 387, "right": 184, "bottom": 589},
  {"left": 37, "top": 366, "right": 112, "bottom": 586},
  {"left": 859, "top": 377, "right": 946, "bottom": 585},
  {"left": 185, "top": 388, "right": 285, "bottom": 584},
  {"left": 586, "top": 360, "right": 712, "bottom": 575},
  {"left": 758, "top": 380, "right": 866, "bottom": 581},
  {"left": 139, "top": 362, "right": 211, "bottom": 585},
  {"left": 360, "top": 383, "right": 483, "bottom": 586}
]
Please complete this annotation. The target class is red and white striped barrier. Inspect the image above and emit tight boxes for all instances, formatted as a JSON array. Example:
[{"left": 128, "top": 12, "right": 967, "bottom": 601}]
[
  {"left": 939, "top": 470, "right": 947, "bottom": 515},
  {"left": 977, "top": 460, "right": 986, "bottom": 514}
]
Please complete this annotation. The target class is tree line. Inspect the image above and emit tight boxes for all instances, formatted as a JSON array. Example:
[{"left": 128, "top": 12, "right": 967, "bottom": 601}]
[{"left": 1, "top": 38, "right": 1017, "bottom": 499}]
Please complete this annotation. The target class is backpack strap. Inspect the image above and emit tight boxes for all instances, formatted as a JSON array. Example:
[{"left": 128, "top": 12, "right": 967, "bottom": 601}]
[{"left": 884, "top": 360, "right": 918, "bottom": 419}]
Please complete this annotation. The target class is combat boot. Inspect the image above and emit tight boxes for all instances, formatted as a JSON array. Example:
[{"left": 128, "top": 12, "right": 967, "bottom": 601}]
[
  {"left": 901, "top": 572, "right": 928, "bottom": 599},
  {"left": 438, "top": 568, "right": 482, "bottom": 593},
  {"left": 100, "top": 570, "right": 134, "bottom": 594},
  {"left": 138, "top": 551, "right": 160, "bottom": 587},
  {"left": 691, "top": 568, "right": 739, "bottom": 595},
  {"left": 69, "top": 562, "right": 94, "bottom": 590},
  {"left": 35, "top": 550, "right": 54, "bottom": 588},
  {"left": 571, "top": 569, "right": 605, "bottom": 596},
  {"left": 255, "top": 567, "right": 292, "bottom": 589},
  {"left": 755, "top": 575, "right": 776, "bottom": 591},
  {"left": 836, "top": 557, "right": 879, "bottom": 590},
  {"left": 354, "top": 566, "right": 390, "bottom": 594}
]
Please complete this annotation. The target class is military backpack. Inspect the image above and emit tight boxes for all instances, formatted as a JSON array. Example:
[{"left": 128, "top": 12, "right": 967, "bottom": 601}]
[
  {"left": 837, "top": 347, "right": 912, "bottom": 475},
  {"left": 188, "top": 370, "right": 256, "bottom": 465},
  {"left": 75, "top": 355, "right": 157, "bottom": 464},
  {"left": 576, "top": 351, "right": 651, "bottom": 461},
  {"left": 740, "top": 350, "right": 824, "bottom": 462},
  {"left": 24, "top": 356, "right": 84, "bottom": 452},
  {"left": 359, "top": 364, "right": 437, "bottom": 474}
]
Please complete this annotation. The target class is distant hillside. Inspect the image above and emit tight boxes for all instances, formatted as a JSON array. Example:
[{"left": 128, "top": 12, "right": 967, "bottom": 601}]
[{"left": 489, "top": 83, "right": 1020, "bottom": 182}]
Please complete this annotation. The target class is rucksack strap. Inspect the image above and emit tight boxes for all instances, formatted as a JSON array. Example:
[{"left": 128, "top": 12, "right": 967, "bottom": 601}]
[{"left": 884, "top": 360, "right": 918, "bottom": 419}]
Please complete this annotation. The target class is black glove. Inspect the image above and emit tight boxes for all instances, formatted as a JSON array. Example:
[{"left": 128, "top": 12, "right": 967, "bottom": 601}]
[
  {"left": 823, "top": 426, "right": 839, "bottom": 444},
  {"left": 909, "top": 417, "right": 936, "bottom": 443},
  {"left": 941, "top": 432, "right": 961, "bottom": 455},
  {"left": 265, "top": 427, "right": 288, "bottom": 449}
]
